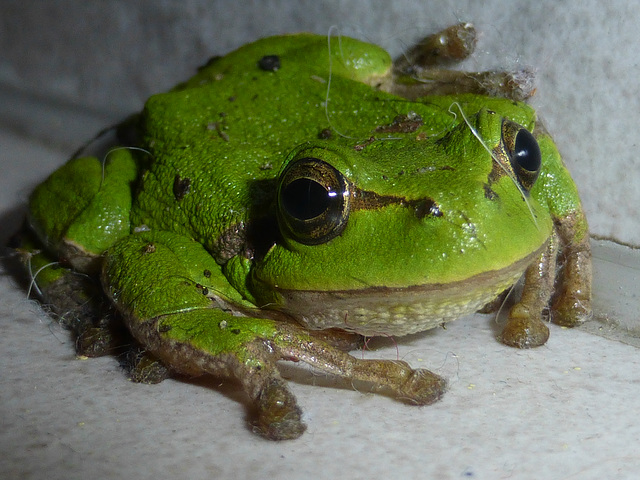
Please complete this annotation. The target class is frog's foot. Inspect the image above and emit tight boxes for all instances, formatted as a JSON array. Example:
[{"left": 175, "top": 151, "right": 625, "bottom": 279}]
[
  {"left": 500, "top": 303, "right": 550, "bottom": 349},
  {"left": 254, "top": 378, "right": 305, "bottom": 440},
  {"left": 42, "top": 269, "right": 174, "bottom": 384},
  {"left": 393, "top": 23, "right": 477, "bottom": 73},
  {"left": 552, "top": 296, "right": 592, "bottom": 327}
]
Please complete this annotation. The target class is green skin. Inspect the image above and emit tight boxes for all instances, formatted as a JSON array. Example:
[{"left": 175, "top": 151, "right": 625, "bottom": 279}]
[{"left": 21, "top": 28, "right": 591, "bottom": 440}]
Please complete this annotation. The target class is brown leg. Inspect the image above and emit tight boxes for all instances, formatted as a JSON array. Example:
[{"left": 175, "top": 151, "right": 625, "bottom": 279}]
[
  {"left": 501, "top": 236, "right": 557, "bottom": 348},
  {"left": 388, "top": 23, "right": 535, "bottom": 101}
]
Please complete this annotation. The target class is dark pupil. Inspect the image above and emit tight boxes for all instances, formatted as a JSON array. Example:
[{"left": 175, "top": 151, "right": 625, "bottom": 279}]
[
  {"left": 282, "top": 178, "right": 331, "bottom": 220},
  {"left": 514, "top": 129, "right": 541, "bottom": 172}
]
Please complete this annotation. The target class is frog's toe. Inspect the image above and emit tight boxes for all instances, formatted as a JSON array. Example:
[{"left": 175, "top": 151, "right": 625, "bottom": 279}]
[
  {"left": 74, "top": 326, "right": 119, "bottom": 357},
  {"left": 398, "top": 368, "right": 447, "bottom": 405},
  {"left": 123, "top": 347, "right": 171, "bottom": 384},
  {"left": 501, "top": 304, "right": 550, "bottom": 348},
  {"left": 253, "top": 379, "right": 306, "bottom": 441},
  {"left": 33, "top": 264, "right": 124, "bottom": 357},
  {"left": 551, "top": 297, "right": 592, "bottom": 327}
]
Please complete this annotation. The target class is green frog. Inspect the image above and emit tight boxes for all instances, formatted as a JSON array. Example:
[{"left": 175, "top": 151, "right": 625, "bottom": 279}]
[{"left": 15, "top": 24, "right": 591, "bottom": 440}]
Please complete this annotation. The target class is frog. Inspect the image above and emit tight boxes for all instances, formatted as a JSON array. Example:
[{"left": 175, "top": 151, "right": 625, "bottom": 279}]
[{"left": 13, "top": 23, "right": 591, "bottom": 440}]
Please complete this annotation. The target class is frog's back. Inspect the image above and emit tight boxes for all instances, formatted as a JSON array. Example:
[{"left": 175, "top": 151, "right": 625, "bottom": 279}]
[{"left": 129, "top": 34, "right": 398, "bottom": 259}]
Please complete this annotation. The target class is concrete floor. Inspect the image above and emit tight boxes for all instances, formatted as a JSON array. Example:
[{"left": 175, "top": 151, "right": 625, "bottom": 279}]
[{"left": 1, "top": 127, "right": 639, "bottom": 480}]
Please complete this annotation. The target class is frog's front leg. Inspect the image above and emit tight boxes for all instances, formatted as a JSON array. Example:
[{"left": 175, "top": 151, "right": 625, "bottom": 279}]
[
  {"left": 501, "top": 215, "right": 592, "bottom": 348},
  {"left": 103, "top": 231, "right": 446, "bottom": 440},
  {"left": 500, "top": 235, "right": 557, "bottom": 348},
  {"left": 549, "top": 214, "right": 592, "bottom": 327}
]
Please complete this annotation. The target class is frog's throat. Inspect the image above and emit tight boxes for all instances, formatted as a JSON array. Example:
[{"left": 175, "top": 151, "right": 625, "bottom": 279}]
[{"left": 272, "top": 246, "right": 544, "bottom": 337}]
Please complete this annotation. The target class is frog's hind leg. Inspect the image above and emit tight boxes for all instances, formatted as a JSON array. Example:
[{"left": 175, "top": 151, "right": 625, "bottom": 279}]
[
  {"left": 389, "top": 22, "right": 535, "bottom": 101},
  {"left": 10, "top": 227, "right": 128, "bottom": 358},
  {"left": 10, "top": 226, "right": 171, "bottom": 384},
  {"left": 103, "top": 230, "right": 446, "bottom": 440}
]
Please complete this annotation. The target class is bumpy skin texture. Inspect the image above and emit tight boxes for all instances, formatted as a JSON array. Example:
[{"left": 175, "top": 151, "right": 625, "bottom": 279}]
[{"left": 16, "top": 24, "right": 591, "bottom": 440}]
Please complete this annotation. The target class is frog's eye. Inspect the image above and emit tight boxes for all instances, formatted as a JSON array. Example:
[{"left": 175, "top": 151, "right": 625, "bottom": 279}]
[
  {"left": 502, "top": 120, "right": 542, "bottom": 191},
  {"left": 277, "top": 157, "right": 351, "bottom": 245}
]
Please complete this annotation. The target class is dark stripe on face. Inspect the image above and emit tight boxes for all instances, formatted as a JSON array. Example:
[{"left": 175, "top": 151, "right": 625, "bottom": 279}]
[{"left": 351, "top": 188, "right": 442, "bottom": 219}]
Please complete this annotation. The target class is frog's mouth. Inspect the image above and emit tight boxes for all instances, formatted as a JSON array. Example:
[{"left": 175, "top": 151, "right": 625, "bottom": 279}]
[{"left": 269, "top": 247, "right": 542, "bottom": 337}]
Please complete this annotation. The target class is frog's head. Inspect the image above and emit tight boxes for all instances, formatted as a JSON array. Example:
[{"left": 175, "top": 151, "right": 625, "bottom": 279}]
[{"left": 251, "top": 104, "right": 555, "bottom": 336}]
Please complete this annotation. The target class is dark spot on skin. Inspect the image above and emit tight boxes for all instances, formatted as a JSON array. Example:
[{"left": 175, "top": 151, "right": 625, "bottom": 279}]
[
  {"left": 203, "top": 269, "right": 211, "bottom": 278},
  {"left": 415, "top": 132, "right": 428, "bottom": 141},
  {"left": 158, "top": 323, "right": 172, "bottom": 333},
  {"left": 483, "top": 183, "right": 499, "bottom": 200},
  {"left": 318, "top": 128, "right": 333, "bottom": 140},
  {"left": 258, "top": 55, "right": 281, "bottom": 72},
  {"left": 412, "top": 199, "right": 442, "bottom": 219},
  {"left": 213, "top": 221, "right": 248, "bottom": 262},
  {"left": 202, "top": 287, "right": 209, "bottom": 295},
  {"left": 173, "top": 175, "right": 191, "bottom": 201},
  {"left": 142, "top": 243, "right": 156, "bottom": 254},
  {"left": 230, "top": 328, "right": 242, "bottom": 335},
  {"left": 207, "top": 121, "right": 229, "bottom": 142},
  {"left": 228, "top": 96, "right": 236, "bottom": 102},
  {"left": 195, "top": 283, "right": 202, "bottom": 289},
  {"left": 354, "top": 136, "right": 376, "bottom": 151},
  {"left": 213, "top": 216, "right": 278, "bottom": 264},
  {"left": 210, "top": 178, "right": 279, "bottom": 263},
  {"left": 375, "top": 112, "right": 424, "bottom": 133}
]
